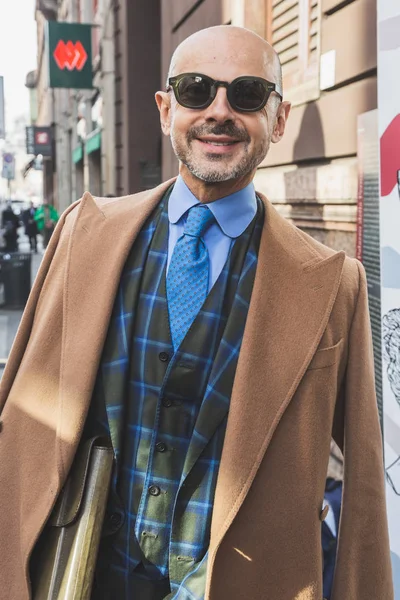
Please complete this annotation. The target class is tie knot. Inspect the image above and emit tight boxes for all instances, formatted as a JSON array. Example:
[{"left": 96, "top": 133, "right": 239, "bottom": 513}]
[{"left": 184, "top": 205, "right": 215, "bottom": 238}]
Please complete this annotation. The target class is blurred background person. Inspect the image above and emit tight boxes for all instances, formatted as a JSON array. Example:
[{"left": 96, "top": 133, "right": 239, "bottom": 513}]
[
  {"left": 22, "top": 201, "right": 38, "bottom": 253},
  {"left": 1, "top": 201, "right": 19, "bottom": 252},
  {"left": 34, "top": 201, "right": 59, "bottom": 249}
]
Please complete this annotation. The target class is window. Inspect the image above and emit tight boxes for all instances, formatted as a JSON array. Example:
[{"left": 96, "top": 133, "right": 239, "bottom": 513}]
[
  {"left": 267, "top": 0, "right": 321, "bottom": 105},
  {"left": 92, "top": 0, "right": 100, "bottom": 60}
]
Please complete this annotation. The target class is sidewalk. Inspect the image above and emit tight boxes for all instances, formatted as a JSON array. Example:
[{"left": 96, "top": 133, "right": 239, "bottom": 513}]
[{"left": 0, "top": 231, "right": 44, "bottom": 377}]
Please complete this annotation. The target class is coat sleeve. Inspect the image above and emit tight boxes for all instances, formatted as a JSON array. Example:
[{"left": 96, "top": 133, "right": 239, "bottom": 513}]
[
  {"left": 331, "top": 260, "right": 393, "bottom": 599},
  {"left": 0, "top": 200, "right": 81, "bottom": 414}
]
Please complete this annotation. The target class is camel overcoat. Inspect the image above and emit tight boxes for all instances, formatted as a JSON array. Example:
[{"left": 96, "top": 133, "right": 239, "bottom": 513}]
[{"left": 0, "top": 180, "right": 393, "bottom": 600}]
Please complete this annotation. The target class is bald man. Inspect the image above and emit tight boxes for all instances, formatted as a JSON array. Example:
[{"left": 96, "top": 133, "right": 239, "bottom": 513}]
[{"left": 0, "top": 26, "right": 392, "bottom": 600}]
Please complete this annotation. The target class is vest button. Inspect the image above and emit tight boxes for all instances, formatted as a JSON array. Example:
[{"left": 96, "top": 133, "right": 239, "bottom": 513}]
[
  {"left": 159, "top": 352, "right": 169, "bottom": 362},
  {"left": 162, "top": 397, "right": 172, "bottom": 408},
  {"left": 109, "top": 512, "right": 123, "bottom": 530},
  {"left": 148, "top": 485, "right": 161, "bottom": 497},
  {"left": 156, "top": 442, "right": 167, "bottom": 453}
]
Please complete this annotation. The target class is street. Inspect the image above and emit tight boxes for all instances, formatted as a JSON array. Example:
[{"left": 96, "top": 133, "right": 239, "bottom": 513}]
[{"left": 0, "top": 228, "right": 43, "bottom": 377}]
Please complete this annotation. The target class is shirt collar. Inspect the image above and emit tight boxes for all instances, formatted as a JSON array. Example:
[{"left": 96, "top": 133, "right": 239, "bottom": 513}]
[{"left": 168, "top": 175, "right": 257, "bottom": 238}]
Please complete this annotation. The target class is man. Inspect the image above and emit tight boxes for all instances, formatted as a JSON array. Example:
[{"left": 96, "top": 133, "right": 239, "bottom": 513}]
[
  {"left": 0, "top": 26, "right": 393, "bottom": 600},
  {"left": 1, "top": 201, "right": 19, "bottom": 252},
  {"left": 22, "top": 201, "right": 38, "bottom": 253},
  {"left": 34, "top": 200, "right": 59, "bottom": 248}
]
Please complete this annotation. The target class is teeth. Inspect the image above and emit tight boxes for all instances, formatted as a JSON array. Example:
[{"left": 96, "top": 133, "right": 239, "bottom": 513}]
[{"left": 205, "top": 141, "right": 234, "bottom": 146}]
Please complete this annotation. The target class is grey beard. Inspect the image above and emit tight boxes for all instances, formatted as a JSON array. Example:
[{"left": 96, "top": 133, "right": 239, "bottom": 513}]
[
  {"left": 171, "top": 135, "right": 269, "bottom": 183},
  {"left": 181, "top": 152, "right": 261, "bottom": 183}
]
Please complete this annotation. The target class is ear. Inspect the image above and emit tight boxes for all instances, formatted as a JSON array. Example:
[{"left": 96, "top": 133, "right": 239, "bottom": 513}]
[
  {"left": 271, "top": 101, "right": 291, "bottom": 144},
  {"left": 155, "top": 91, "right": 172, "bottom": 136}
]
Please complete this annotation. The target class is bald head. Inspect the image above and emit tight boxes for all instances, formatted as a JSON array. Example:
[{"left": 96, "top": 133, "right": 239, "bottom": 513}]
[{"left": 168, "top": 25, "right": 282, "bottom": 94}]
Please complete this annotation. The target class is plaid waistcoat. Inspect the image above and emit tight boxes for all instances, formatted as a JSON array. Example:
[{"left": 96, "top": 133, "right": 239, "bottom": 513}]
[{"left": 90, "top": 187, "right": 264, "bottom": 599}]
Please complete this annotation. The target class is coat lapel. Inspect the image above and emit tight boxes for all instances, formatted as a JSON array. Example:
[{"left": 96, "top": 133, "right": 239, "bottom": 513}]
[
  {"left": 56, "top": 180, "right": 175, "bottom": 479},
  {"left": 209, "top": 194, "right": 345, "bottom": 557}
]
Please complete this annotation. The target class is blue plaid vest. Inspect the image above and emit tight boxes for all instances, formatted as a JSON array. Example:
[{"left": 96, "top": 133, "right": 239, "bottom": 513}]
[{"left": 90, "top": 187, "right": 264, "bottom": 599}]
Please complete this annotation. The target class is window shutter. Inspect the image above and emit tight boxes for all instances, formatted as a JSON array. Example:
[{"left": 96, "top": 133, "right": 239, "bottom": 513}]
[
  {"left": 270, "top": 0, "right": 321, "bottom": 105},
  {"left": 272, "top": 0, "right": 300, "bottom": 82},
  {"left": 308, "top": 0, "right": 319, "bottom": 70}
]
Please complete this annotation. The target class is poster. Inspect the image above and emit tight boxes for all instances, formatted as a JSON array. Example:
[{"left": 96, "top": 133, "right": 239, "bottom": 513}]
[{"left": 377, "top": 1, "right": 400, "bottom": 595}]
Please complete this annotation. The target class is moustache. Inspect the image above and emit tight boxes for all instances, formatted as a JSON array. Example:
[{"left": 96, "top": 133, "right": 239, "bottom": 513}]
[{"left": 187, "top": 123, "right": 250, "bottom": 143}]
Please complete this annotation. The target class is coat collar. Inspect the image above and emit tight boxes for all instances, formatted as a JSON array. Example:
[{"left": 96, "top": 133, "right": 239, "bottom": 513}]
[{"left": 58, "top": 179, "right": 345, "bottom": 551}]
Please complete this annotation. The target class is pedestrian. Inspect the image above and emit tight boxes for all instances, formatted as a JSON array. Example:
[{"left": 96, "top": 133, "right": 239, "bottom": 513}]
[
  {"left": 34, "top": 200, "right": 59, "bottom": 248},
  {"left": 22, "top": 201, "right": 38, "bottom": 253},
  {"left": 1, "top": 201, "right": 19, "bottom": 252},
  {"left": 0, "top": 25, "right": 393, "bottom": 600}
]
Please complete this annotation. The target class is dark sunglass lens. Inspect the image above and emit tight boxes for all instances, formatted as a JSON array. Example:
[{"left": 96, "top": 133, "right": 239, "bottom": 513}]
[
  {"left": 233, "top": 79, "right": 267, "bottom": 110},
  {"left": 177, "top": 76, "right": 211, "bottom": 108}
]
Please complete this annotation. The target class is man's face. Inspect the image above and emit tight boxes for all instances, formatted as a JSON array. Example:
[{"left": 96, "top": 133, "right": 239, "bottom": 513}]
[
  {"left": 157, "top": 32, "right": 289, "bottom": 187},
  {"left": 169, "top": 81, "right": 273, "bottom": 184}
]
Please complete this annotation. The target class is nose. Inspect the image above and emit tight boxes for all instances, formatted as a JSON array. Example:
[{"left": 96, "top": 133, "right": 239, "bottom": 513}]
[{"left": 204, "top": 86, "right": 235, "bottom": 123}]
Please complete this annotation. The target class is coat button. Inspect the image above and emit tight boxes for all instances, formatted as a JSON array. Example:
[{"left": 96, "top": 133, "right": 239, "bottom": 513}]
[
  {"left": 162, "top": 397, "right": 172, "bottom": 408},
  {"left": 156, "top": 442, "right": 167, "bottom": 453},
  {"left": 159, "top": 352, "right": 169, "bottom": 362},
  {"left": 148, "top": 485, "right": 161, "bottom": 497}
]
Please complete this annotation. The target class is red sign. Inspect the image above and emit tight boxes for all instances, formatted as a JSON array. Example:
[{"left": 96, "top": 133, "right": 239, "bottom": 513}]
[
  {"left": 53, "top": 40, "right": 88, "bottom": 71},
  {"left": 35, "top": 131, "right": 49, "bottom": 145},
  {"left": 48, "top": 22, "right": 93, "bottom": 89}
]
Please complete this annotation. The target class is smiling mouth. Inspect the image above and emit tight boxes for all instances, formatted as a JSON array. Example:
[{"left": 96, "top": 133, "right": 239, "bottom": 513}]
[
  {"left": 196, "top": 138, "right": 242, "bottom": 148},
  {"left": 202, "top": 141, "right": 238, "bottom": 146}
]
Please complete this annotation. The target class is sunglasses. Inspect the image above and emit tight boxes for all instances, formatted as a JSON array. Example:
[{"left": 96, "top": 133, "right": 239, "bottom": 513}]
[{"left": 167, "top": 72, "right": 283, "bottom": 113}]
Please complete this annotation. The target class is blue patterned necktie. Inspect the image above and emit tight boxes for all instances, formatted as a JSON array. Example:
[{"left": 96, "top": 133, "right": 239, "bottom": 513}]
[{"left": 167, "top": 204, "right": 215, "bottom": 351}]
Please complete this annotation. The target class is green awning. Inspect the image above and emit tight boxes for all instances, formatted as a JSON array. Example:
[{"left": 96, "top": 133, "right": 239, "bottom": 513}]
[
  {"left": 72, "top": 144, "right": 83, "bottom": 164},
  {"left": 85, "top": 129, "right": 101, "bottom": 155}
]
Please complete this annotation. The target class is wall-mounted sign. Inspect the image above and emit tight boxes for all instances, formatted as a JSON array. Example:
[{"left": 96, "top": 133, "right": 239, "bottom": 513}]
[
  {"left": 47, "top": 21, "right": 93, "bottom": 89},
  {"left": 26, "top": 126, "right": 53, "bottom": 157},
  {"left": 2, "top": 153, "right": 15, "bottom": 180}
]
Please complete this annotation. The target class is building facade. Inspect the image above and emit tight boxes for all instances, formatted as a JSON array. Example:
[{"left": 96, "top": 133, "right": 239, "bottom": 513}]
[
  {"left": 113, "top": 0, "right": 161, "bottom": 195},
  {"left": 34, "top": 0, "right": 161, "bottom": 211},
  {"left": 34, "top": 0, "right": 115, "bottom": 212}
]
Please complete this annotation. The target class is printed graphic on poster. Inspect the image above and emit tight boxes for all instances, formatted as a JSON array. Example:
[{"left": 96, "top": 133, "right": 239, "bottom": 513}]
[{"left": 377, "top": 1, "right": 400, "bottom": 595}]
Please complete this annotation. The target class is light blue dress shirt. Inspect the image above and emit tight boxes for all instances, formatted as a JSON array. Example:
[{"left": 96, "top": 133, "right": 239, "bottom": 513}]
[{"left": 168, "top": 176, "right": 258, "bottom": 291}]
